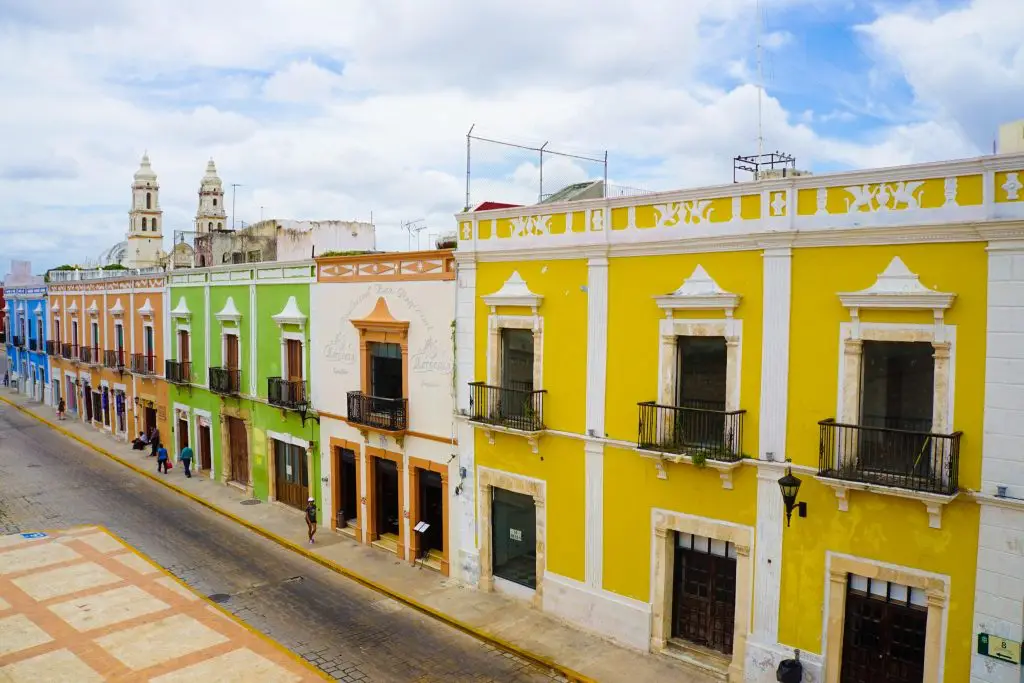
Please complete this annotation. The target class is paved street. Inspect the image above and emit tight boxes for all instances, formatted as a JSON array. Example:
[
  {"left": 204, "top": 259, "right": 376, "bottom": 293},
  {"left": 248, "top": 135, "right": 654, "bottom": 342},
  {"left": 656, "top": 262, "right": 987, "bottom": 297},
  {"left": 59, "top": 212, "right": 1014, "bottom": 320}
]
[{"left": 0, "top": 402, "right": 559, "bottom": 683}]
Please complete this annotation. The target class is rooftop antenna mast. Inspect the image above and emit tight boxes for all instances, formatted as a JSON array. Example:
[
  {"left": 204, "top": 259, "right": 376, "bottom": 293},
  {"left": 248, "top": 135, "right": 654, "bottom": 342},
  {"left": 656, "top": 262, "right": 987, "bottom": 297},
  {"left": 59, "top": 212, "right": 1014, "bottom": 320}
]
[
  {"left": 402, "top": 219, "right": 427, "bottom": 251},
  {"left": 756, "top": 0, "right": 764, "bottom": 179}
]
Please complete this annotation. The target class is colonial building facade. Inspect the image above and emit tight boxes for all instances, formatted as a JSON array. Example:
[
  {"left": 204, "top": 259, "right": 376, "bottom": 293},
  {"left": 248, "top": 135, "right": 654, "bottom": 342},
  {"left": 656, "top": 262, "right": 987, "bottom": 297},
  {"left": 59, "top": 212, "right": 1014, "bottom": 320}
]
[
  {"left": 165, "top": 261, "right": 321, "bottom": 515},
  {"left": 311, "top": 250, "right": 460, "bottom": 575},
  {"left": 453, "top": 154, "right": 1024, "bottom": 682},
  {"left": 4, "top": 284, "right": 48, "bottom": 402},
  {"left": 47, "top": 269, "right": 169, "bottom": 443}
]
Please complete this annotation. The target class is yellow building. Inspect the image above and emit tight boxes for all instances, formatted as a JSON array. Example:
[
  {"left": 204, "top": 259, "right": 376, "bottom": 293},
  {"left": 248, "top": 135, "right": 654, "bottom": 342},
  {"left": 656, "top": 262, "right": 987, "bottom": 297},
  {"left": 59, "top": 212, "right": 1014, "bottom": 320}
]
[{"left": 453, "top": 154, "right": 1024, "bottom": 682}]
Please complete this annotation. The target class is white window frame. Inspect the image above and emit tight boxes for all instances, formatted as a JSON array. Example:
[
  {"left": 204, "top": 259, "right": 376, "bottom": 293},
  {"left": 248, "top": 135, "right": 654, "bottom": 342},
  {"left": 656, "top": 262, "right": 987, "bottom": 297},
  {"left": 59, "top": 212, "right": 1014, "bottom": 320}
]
[
  {"left": 142, "top": 322, "right": 156, "bottom": 372},
  {"left": 279, "top": 331, "right": 307, "bottom": 382},
  {"left": 483, "top": 271, "right": 545, "bottom": 390},
  {"left": 221, "top": 327, "right": 241, "bottom": 370},
  {"left": 176, "top": 322, "right": 192, "bottom": 362}
]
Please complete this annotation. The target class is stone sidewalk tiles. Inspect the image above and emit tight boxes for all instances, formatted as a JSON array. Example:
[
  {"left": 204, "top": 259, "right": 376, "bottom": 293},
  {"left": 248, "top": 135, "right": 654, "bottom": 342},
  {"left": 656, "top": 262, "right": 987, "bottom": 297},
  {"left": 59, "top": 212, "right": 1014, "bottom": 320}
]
[{"left": 0, "top": 526, "right": 325, "bottom": 682}]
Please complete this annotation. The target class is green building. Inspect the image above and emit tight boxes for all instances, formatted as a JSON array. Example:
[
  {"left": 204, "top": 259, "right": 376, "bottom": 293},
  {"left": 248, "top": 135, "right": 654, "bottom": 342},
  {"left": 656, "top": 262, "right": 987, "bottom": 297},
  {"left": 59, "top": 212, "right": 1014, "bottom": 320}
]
[{"left": 166, "top": 261, "right": 320, "bottom": 518}]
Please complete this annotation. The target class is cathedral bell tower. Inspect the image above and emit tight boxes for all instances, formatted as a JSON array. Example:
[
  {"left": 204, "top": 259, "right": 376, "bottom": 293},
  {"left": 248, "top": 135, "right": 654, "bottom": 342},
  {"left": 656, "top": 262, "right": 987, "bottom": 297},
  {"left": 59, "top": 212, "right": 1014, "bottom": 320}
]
[
  {"left": 126, "top": 153, "right": 164, "bottom": 268},
  {"left": 196, "top": 158, "right": 226, "bottom": 234}
]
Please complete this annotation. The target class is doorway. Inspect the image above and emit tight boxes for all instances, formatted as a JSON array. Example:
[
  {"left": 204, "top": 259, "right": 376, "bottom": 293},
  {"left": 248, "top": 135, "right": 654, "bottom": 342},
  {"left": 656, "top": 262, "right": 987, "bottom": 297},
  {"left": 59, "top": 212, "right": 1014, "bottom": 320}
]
[
  {"left": 840, "top": 575, "right": 927, "bottom": 683},
  {"left": 335, "top": 447, "right": 359, "bottom": 531},
  {"left": 177, "top": 416, "right": 189, "bottom": 455},
  {"left": 417, "top": 469, "right": 444, "bottom": 561},
  {"left": 114, "top": 391, "right": 126, "bottom": 435},
  {"left": 373, "top": 457, "right": 400, "bottom": 542},
  {"left": 273, "top": 439, "right": 308, "bottom": 509},
  {"left": 491, "top": 488, "right": 537, "bottom": 590},
  {"left": 226, "top": 416, "right": 249, "bottom": 485},
  {"left": 144, "top": 406, "right": 158, "bottom": 437},
  {"left": 83, "top": 384, "right": 93, "bottom": 422},
  {"left": 101, "top": 387, "right": 110, "bottom": 427},
  {"left": 670, "top": 532, "right": 737, "bottom": 657},
  {"left": 198, "top": 423, "right": 212, "bottom": 472}
]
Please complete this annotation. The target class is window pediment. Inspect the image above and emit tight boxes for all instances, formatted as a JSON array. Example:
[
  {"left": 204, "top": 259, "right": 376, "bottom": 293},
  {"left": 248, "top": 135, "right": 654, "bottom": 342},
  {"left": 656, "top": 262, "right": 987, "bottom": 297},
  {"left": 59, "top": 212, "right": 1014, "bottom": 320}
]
[
  {"left": 351, "top": 297, "right": 408, "bottom": 334},
  {"left": 137, "top": 298, "right": 155, "bottom": 320},
  {"left": 86, "top": 301, "right": 100, "bottom": 318},
  {"left": 67, "top": 300, "right": 79, "bottom": 315},
  {"left": 33, "top": 302, "right": 45, "bottom": 317},
  {"left": 838, "top": 257, "right": 955, "bottom": 316},
  {"left": 482, "top": 271, "right": 543, "bottom": 311},
  {"left": 214, "top": 296, "right": 241, "bottom": 324},
  {"left": 169, "top": 296, "right": 191, "bottom": 321},
  {"left": 49, "top": 300, "right": 59, "bottom": 314},
  {"left": 272, "top": 296, "right": 307, "bottom": 329},
  {"left": 654, "top": 265, "right": 740, "bottom": 316},
  {"left": 109, "top": 299, "right": 125, "bottom": 318}
]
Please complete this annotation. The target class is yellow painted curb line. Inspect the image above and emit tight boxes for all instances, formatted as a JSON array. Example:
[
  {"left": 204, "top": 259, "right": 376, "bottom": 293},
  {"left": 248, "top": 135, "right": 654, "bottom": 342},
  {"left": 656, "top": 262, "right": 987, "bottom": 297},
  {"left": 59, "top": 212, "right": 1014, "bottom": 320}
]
[{"left": 0, "top": 396, "right": 595, "bottom": 683}]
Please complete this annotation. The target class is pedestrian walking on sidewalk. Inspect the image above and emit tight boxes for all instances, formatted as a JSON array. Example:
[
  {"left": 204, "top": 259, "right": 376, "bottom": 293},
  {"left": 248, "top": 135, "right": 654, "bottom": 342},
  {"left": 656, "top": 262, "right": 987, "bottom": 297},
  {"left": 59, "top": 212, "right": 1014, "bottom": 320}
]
[
  {"left": 179, "top": 443, "right": 193, "bottom": 478},
  {"left": 149, "top": 427, "right": 160, "bottom": 458},
  {"left": 157, "top": 444, "right": 170, "bottom": 474},
  {"left": 305, "top": 497, "right": 318, "bottom": 544},
  {"left": 57, "top": 398, "right": 66, "bottom": 420}
]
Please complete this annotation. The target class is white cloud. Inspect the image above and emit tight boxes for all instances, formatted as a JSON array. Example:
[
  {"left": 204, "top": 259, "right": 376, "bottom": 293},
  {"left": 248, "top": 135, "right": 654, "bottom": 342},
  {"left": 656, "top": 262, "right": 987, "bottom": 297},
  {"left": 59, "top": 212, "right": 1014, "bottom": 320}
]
[{"left": 0, "top": 0, "right": 1017, "bottom": 270}]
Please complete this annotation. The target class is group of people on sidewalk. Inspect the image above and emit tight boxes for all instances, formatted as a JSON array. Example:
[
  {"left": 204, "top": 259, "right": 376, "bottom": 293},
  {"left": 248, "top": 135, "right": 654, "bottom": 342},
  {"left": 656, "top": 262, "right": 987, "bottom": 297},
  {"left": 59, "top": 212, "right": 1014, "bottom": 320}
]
[{"left": 130, "top": 426, "right": 193, "bottom": 478}]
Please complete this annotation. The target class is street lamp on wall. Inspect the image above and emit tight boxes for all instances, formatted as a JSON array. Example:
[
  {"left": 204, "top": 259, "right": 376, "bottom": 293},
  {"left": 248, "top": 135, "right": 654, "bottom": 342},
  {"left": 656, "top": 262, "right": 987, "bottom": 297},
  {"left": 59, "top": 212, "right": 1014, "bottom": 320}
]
[{"left": 778, "top": 467, "right": 806, "bottom": 527}]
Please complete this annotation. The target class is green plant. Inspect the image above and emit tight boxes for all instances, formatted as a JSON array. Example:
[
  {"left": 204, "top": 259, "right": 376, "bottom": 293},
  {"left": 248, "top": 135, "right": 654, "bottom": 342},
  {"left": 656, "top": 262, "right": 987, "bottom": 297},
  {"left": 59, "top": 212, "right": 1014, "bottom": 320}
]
[
  {"left": 690, "top": 450, "right": 707, "bottom": 468},
  {"left": 318, "top": 250, "right": 374, "bottom": 258}
]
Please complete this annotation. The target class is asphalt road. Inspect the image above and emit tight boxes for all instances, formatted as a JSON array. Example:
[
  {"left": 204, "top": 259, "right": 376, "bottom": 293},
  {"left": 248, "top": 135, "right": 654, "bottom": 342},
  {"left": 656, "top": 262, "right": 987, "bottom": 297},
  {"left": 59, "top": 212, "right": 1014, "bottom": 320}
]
[{"left": 0, "top": 401, "right": 559, "bottom": 683}]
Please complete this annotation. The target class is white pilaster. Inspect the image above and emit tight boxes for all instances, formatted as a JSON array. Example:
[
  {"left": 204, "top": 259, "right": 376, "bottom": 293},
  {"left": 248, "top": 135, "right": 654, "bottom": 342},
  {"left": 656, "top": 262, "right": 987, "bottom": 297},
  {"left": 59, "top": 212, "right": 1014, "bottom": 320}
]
[
  {"left": 249, "top": 283, "right": 257, "bottom": 396},
  {"left": 752, "top": 247, "right": 791, "bottom": 647},
  {"left": 758, "top": 247, "right": 792, "bottom": 461},
  {"left": 203, "top": 284, "right": 210, "bottom": 388},
  {"left": 454, "top": 258, "right": 480, "bottom": 582},
  {"left": 584, "top": 441, "right": 604, "bottom": 589},
  {"left": 585, "top": 255, "right": 609, "bottom": 436},
  {"left": 972, "top": 239, "right": 1024, "bottom": 683}
]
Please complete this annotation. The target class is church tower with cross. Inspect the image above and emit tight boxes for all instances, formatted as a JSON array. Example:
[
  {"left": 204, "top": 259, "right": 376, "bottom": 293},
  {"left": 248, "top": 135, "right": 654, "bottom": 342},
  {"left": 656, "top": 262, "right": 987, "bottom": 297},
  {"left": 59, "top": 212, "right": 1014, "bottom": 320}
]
[{"left": 125, "top": 152, "right": 164, "bottom": 268}]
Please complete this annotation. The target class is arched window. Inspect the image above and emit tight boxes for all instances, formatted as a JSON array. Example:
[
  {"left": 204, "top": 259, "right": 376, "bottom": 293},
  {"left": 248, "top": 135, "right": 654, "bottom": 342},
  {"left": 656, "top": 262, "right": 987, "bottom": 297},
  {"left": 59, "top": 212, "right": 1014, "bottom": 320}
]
[
  {"left": 213, "top": 198, "right": 217, "bottom": 207},
  {"left": 151, "top": 218, "right": 157, "bottom": 230},
  {"left": 146, "top": 192, "right": 151, "bottom": 209},
  {"left": 141, "top": 217, "right": 147, "bottom": 230},
  {"left": 199, "top": 255, "right": 206, "bottom": 266},
  {"left": 208, "top": 221, "right": 213, "bottom": 230},
  {"left": 218, "top": 222, "right": 223, "bottom": 229}
]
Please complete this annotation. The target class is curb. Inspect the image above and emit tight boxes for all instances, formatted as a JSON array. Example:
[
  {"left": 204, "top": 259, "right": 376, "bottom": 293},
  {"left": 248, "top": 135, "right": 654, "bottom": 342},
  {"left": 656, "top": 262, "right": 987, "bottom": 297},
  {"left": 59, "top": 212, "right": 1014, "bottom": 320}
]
[{"left": 0, "top": 395, "right": 594, "bottom": 683}]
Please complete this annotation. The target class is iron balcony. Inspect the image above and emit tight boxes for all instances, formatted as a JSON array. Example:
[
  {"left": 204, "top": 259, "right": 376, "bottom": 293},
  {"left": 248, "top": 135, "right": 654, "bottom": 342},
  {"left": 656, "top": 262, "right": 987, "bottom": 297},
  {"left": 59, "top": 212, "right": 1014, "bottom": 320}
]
[
  {"left": 103, "top": 349, "right": 125, "bottom": 369},
  {"left": 209, "top": 367, "right": 241, "bottom": 396},
  {"left": 637, "top": 400, "right": 745, "bottom": 463},
  {"left": 269, "top": 378, "right": 308, "bottom": 411},
  {"left": 467, "top": 381, "right": 546, "bottom": 433},
  {"left": 130, "top": 353, "right": 156, "bottom": 375},
  {"left": 346, "top": 391, "right": 407, "bottom": 432},
  {"left": 165, "top": 360, "right": 193, "bottom": 385},
  {"left": 45, "top": 340, "right": 59, "bottom": 356},
  {"left": 818, "top": 418, "right": 961, "bottom": 495}
]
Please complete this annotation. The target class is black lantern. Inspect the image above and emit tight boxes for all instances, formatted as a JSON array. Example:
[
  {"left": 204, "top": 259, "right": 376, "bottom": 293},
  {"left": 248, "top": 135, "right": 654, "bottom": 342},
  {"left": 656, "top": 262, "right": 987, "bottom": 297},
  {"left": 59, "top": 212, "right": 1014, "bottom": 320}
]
[{"left": 778, "top": 467, "right": 806, "bottom": 526}]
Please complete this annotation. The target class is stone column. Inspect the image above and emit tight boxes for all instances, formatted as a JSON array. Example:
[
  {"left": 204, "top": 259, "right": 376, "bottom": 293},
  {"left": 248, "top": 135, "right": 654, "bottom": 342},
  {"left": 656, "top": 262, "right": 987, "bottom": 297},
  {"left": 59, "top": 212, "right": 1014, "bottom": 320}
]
[{"left": 823, "top": 568, "right": 849, "bottom": 683}]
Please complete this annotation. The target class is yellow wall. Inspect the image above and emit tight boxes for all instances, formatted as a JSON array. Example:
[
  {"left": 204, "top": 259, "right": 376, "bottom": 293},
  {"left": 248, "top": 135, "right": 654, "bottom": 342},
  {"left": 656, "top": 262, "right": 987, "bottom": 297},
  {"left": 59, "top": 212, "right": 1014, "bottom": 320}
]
[
  {"left": 475, "top": 431, "right": 587, "bottom": 581},
  {"left": 603, "top": 446, "right": 757, "bottom": 601},
  {"left": 786, "top": 243, "right": 987, "bottom": 486},
  {"left": 780, "top": 243, "right": 986, "bottom": 676},
  {"left": 475, "top": 260, "right": 589, "bottom": 434},
  {"left": 605, "top": 251, "right": 763, "bottom": 456}
]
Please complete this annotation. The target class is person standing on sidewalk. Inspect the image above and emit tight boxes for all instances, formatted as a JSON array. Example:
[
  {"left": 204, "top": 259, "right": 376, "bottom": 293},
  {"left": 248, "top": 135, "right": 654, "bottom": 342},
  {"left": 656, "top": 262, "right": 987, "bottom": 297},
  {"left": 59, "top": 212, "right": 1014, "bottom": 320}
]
[
  {"left": 156, "top": 444, "right": 170, "bottom": 474},
  {"left": 305, "top": 497, "right": 318, "bottom": 544},
  {"left": 57, "top": 398, "right": 66, "bottom": 420},
  {"left": 149, "top": 427, "right": 160, "bottom": 458},
  {"left": 179, "top": 443, "right": 193, "bottom": 478}
]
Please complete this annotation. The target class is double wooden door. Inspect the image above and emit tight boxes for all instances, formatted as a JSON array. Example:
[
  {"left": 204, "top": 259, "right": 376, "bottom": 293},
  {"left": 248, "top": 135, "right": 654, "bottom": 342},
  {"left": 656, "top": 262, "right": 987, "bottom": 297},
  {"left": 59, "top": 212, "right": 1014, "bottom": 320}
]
[
  {"left": 840, "top": 579, "right": 926, "bottom": 683},
  {"left": 273, "top": 440, "right": 308, "bottom": 509},
  {"left": 226, "top": 416, "right": 249, "bottom": 485},
  {"left": 671, "top": 539, "right": 737, "bottom": 656}
]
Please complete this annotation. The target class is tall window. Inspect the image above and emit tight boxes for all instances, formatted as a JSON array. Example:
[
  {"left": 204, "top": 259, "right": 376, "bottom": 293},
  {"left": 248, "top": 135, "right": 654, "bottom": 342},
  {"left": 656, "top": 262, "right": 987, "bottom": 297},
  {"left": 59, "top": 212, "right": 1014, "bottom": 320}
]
[
  {"left": 178, "top": 329, "right": 190, "bottom": 363},
  {"left": 53, "top": 318, "right": 61, "bottom": 344},
  {"left": 208, "top": 221, "right": 213, "bottom": 230},
  {"left": 213, "top": 197, "right": 217, "bottom": 206},
  {"left": 146, "top": 192, "right": 151, "bottom": 209},
  {"left": 369, "top": 342, "right": 402, "bottom": 399},
  {"left": 144, "top": 325, "right": 155, "bottom": 372},
  {"left": 860, "top": 341, "right": 934, "bottom": 432},
  {"left": 500, "top": 328, "right": 534, "bottom": 391},
  {"left": 141, "top": 217, "right": 147, "bottom": 230},
  {"left": 675, "top": 336, "right": 727, "bottom": 411},
  {"left": 36, "top": 320, "right": 43, "bottom": 345},
  {"left": 71, "top": 320, "right": 79, "bottom": 348},
  {"left": 91, "top": 321, "right": 99, "bottom": 352},
  {"left": 286, "top": 338, "right": 302, "bottom": 381},
  {"left": 225, "top": 333, "right": 239, "bottom": 369},
  {"left": 151, "top": 217, "right": 157, "bottom": 230}
]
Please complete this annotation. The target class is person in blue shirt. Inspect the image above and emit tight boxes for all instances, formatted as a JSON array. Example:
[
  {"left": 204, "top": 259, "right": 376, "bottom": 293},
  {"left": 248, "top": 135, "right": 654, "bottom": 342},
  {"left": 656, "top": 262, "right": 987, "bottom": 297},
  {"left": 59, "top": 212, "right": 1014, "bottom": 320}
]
[
  {"left": 157, "top": 444, "right": 170, "bottom": 474},
  {"left": 179, "top": 444, "right": 193, "bottom": 479}
]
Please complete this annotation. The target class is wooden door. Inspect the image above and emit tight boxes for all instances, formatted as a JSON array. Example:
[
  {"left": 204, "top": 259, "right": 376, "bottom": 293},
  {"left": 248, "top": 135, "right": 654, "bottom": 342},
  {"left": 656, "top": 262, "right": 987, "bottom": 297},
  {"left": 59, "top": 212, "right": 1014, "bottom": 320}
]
[
  {"left": 179, "top": 330, "right": 190, "bottom": 363},
  {"left": 227, "top": 416, "right": 249, "bottom": 485},
  {"left": 286, "top": 338, "right": 303, "bottom": 403},
  {"left": 177, "top": 418, "right": 188, "bottom": 453},
  {"left": 840, "top": 578, "right": 927, "bottom": 683},
  {"left": 671, "top": 538, "right": 737, "bottom": 656},
  {"left": 198, "top": 424, "right": 212, "bottom": 471},
  {"left": 225, "top": 334, "right": 239, "bottom": 369},
  {"left": 273, "top": 440, "right": 308, "bottom": 509}
]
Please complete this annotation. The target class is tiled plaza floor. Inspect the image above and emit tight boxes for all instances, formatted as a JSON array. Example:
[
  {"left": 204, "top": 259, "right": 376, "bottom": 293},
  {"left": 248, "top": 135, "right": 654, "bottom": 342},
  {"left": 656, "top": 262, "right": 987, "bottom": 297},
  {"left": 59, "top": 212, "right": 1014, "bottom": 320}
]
[{"left": 0, "top": 526, "right": 325, "bottom": 682}]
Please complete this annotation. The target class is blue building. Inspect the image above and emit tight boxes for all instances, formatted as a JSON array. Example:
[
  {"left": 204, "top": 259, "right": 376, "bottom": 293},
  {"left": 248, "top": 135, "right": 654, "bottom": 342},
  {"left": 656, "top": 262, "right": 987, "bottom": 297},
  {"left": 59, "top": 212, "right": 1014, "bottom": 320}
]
[{"left": 4, "top": 285, "right": 49, "bottom": 403}]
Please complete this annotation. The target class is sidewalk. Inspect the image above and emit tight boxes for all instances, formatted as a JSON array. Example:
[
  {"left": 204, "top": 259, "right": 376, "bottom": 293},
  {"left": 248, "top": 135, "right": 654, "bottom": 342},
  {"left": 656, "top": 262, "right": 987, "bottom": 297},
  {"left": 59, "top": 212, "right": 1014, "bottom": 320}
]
[{"left": 0, "top": 391, "right": 710, "bottom": 683}]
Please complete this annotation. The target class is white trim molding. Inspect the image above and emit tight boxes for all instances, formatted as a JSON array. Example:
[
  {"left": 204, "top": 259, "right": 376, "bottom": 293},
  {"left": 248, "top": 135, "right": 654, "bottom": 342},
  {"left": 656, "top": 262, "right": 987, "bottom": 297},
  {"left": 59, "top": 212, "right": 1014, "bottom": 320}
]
[
  {"left": 215, "top": 296, "right": 242, "bottom": 323},
  {"left": 271, "top": 296, "right": 308, "bottom": 330},
  {"left": 838, "top": 256, "right": 955, "bottom": 318},
  {"left": 169, "top": 296, "right": 191, "bottom": 321},
  {"left": 654, "top": 264, "right": 741, "bottom": 316},
  {"left": 108, "top": 298, "right": 125, "bottom": 318},
  {"left": 482, "top": 271, "right": 543, "bottom": 311},
  {"left": 85, "top": 301, "right": 99, "bottom": 318},
  {"left": 136, "top": 298, "right": 155, "bottom": 321}
]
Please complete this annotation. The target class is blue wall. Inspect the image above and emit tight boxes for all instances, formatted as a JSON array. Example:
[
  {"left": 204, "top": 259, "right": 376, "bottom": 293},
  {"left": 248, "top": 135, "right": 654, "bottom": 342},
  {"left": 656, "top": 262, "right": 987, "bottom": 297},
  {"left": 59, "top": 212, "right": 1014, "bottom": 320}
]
[{"left": 4, "top": 287, "right": 49, "bottom": 402}]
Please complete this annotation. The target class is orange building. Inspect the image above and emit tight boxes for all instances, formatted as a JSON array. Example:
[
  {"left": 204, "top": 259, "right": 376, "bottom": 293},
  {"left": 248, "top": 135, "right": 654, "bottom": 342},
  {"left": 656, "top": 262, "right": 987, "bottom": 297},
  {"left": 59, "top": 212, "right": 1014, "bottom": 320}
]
[{"left": 47, "top": 269, "right": 169, "bottom": 445}]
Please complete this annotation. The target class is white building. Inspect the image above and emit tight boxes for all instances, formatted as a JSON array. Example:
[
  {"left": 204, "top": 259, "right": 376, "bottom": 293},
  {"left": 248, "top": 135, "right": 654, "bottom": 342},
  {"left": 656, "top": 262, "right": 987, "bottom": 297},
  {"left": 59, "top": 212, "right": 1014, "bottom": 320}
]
[{"left": 310, "top": 249, "right": 464, "bottom": 577}]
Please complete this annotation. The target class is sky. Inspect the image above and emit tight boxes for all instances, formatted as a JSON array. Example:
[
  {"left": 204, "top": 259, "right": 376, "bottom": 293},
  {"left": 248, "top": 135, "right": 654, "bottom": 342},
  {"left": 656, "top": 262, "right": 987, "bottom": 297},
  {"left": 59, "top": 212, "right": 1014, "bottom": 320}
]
[{"left": 0, "top": 0, "right": 1022, "bottom": 272}]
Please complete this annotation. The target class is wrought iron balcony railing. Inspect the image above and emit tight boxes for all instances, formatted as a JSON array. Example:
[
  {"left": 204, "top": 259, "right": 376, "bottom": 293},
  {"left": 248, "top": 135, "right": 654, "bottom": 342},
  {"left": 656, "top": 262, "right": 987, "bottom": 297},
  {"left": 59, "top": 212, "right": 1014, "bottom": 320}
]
[
  {"left": 130, "top": 353, "right": 156, "bottom": 375},
  {"left": 11, "top": 335, "right": 24, "bottom": 348},
  {"left": 818, "top": 418, "right": 961, "bottom": 495},
  {"left": 269, "top": 378, "right": 308, "bottom": 411},
  {"left": 165, "top": 360, "right": 193, "bottom": 385},
  {"left": 61, "top": 343, "right": 77, "bottom": 360},
  {"left": 45, "top": 340, "right": 59, "bottom": 356},
  {"left": 79, "top": 346, "right": 100, "bottom": 365},
  {"left": 346, "top": 391, "right": 407, "bottom": 432},
  {"left": 467, "top": 381, "right": 546, "bottom": 432},
  {"left": 28, "top": 338, "right": 39, "bottom": 352},
  {"left": 104, "top": 349, "right": 125, "bottom": 369},
  {"left": 209, "top": 367, "right": 241, "bottom": 395},
  {"left": 637, "top": 400, "right": 745, "bottom": 462}
]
